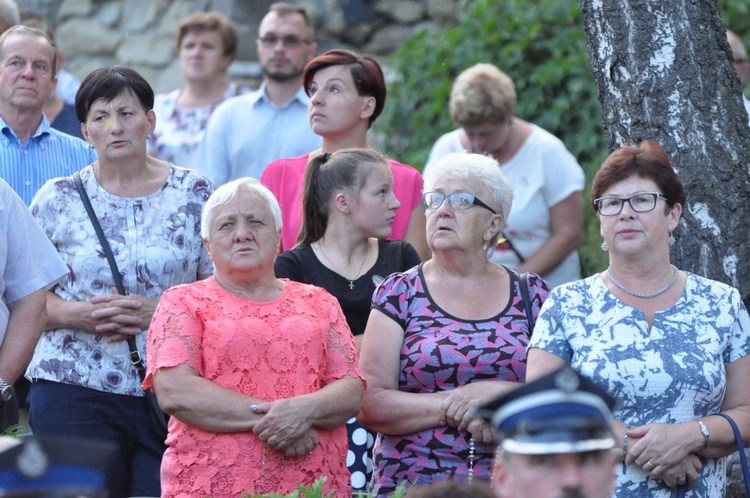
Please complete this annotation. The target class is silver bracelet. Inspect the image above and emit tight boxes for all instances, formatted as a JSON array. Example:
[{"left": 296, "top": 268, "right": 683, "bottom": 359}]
[{"left": 697, "top": 420, "right": 710, "bottom": 450}]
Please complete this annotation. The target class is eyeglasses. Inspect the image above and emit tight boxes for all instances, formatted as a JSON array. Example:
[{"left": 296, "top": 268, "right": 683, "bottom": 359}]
[
  {"left": 594, "top": 192, "right": 668, "bottom": 216},
  {"left": 422, "top": 191, "right": 497, "bottom": 214},
  {"left": 258, "top": 35, "right": 311, "bottom": 49}
]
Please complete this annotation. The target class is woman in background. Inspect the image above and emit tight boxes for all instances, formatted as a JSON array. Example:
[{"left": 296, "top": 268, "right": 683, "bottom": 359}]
[
  {"left": 262, "top": 49, "right": 429, "bottom": 260},
  {"left": 426, "top": 63, "right": 584, "bottom": 287},
  {"left": 275, "top": 148, "right": 420, "bottom": 493},
  {"left": 147, "top": 11, "right": 247, "bottom": 169}
]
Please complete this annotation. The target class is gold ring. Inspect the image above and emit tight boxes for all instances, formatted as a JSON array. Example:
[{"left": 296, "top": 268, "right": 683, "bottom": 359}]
[{"left": 644, "top": 460, "right": 655, "bottom": 471}]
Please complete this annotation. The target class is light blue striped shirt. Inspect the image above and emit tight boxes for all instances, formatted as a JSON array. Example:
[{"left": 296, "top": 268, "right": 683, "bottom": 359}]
[{"left": 0, "top": 114, "right": 96, "bottom": 205}]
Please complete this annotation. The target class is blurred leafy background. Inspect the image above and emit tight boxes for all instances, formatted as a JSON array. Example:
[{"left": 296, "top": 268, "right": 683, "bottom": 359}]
[{"left": 374, "top": 0, "right": 749, "bottom": 278}]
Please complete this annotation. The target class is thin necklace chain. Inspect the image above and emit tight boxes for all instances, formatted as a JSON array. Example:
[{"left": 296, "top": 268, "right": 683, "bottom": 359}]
[
  {"left": 607, "top": 264, "right": 678, "bottom": 298},
  {"left": 316, "top": 242, "right": 370, "bottom": 290}
]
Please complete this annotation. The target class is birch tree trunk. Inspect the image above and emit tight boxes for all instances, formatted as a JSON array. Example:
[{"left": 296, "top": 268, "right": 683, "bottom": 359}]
[{"left": 580, "top": 0, "right": 750, "bottom": 303}]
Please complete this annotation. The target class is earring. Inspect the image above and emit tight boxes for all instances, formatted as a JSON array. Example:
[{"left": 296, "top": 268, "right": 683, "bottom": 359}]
[
  {"left": 601, "top": 241, "right": 608, "bottom": 252},
  {"left": 89, "top": 143, "right": 94, "bottom": 149},
  {"left": 668, "top": 232, "right": 675, "bottom": 246},
  {"left": 147, "top": 134, "right": 152, "bottom": 139}
]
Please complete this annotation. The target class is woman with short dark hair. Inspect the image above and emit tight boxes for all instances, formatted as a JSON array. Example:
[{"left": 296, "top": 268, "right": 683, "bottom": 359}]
[
  {"left": 261, "top": 49, "right": 429, "bottom": 259},
  {"left": 29, "top": 66, "right": 213, "bottom": 498}
]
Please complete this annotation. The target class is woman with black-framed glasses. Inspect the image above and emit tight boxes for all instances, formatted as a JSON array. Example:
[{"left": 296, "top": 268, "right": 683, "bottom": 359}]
[
  {"left": 527, "top": 140, "right": 750, "bottom": 497},
  {"left": 358, "top": 152, "right": 551, "bottom": 495}
]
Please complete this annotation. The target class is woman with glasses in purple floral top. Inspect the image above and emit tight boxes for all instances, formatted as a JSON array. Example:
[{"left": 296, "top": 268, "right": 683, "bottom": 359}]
[{"left": 358, "top": 152, "right": 551, "bottom": 496}]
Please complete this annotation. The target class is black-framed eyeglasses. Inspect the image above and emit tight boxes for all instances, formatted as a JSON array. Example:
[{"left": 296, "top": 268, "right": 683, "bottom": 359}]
[
  {"left": 594, "top": 192, "right": 668, "bottom": 216},
  {"left": 422, "top": 191, "right": 497, "bottom": 214},
  {"left": 258, "top": 35, "right": 311, "bottom": 49}
]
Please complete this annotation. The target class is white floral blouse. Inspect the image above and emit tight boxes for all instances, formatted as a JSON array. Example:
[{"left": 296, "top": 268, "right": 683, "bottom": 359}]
[
  {"left": 147, "top": 82, "right": 249, "bottom": 170},
  {"left": 27, "top": 164, "right": 213, "bottom": 396}
]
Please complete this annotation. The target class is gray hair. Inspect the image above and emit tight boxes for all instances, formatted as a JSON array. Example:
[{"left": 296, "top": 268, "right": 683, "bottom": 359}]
[
  {"left": 424, "top": 152, "right": 513, "bottom": 246},
  {"left": 201, "top": 178, "right": 283, "bottom": 239}
]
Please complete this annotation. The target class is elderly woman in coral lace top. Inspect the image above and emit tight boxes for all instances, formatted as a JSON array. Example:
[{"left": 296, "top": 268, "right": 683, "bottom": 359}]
[{"left": 144, "top": 178, "right": 364, "bottom": 497}]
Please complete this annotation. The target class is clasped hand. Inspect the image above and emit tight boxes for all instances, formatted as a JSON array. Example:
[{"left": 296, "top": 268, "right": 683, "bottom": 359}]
[
  {"left": 88, "top": 287, "right": 154, "bottom": 342},
  {"left": 439, "top": 383, "right": 496, "bottom": 444},
  {"left": 251, "top": 398, "right": 320, "bottom": 457},
  {"left": 626, "top": 422, "right": 703, "bottom": 488}
]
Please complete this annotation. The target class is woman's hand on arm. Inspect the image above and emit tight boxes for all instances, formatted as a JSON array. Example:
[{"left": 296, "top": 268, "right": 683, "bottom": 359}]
[
  {"left": 252, "top": 375, "right": 363, "bottom": 451},
  {"left": 153, "top": 363, "right": 265, "bottom": 433},
  {"left": 45, "top": 287, "right": 157, "bottom": 342},
  {"left": 516, "top": 191, "right": 583, "bottom": 277},
  {"left": 358, "top": 309, "right": 448, "bottom": 435},
  {"left": 440, "top": 380, "right": 517, "bottom": 437},
  {"left": 626, "top": 423, "right": 703, "bottom": 488},
  {"left": 90, "top": 286, "right": 158, "bottom": 338}
]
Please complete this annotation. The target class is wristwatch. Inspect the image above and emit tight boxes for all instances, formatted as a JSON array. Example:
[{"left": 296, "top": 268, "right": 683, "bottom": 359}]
[
  {"left": 0, "top": 377, "right": 14, "bottom": 402},
  {"left": 697, "top": 420, "right": 710, "bottom": 449}
]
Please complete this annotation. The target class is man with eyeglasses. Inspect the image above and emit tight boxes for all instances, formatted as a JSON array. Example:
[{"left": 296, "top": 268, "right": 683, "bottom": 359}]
[
  {"left": 727, "top": 30, "right": 750, "bottom": 125},
  {"left": 197, "top": 2, "right": 321, "bottom": 185}
]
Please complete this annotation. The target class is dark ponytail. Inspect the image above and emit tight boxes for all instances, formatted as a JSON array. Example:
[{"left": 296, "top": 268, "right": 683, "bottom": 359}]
[{"left": 295, "top": 148, "right": 390, "bottom": 247}]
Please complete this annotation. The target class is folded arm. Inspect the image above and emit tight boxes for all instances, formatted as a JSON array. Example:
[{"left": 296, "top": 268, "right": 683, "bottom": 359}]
[{"left": 516, "top": 192, "right": 582, "bottom": 277}]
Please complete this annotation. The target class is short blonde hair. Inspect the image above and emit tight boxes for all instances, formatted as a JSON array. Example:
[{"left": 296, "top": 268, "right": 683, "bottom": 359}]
[{"left": 450, "top": 63, "right": 516, "bottom": 128}]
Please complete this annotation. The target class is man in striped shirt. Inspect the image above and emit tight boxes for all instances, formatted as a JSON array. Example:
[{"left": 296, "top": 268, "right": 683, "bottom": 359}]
[{"left": 0, "top": 25, "right": 95, "bottom": 205}]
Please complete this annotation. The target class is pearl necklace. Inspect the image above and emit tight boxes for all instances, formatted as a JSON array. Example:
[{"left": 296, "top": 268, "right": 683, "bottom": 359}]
[{"left": 607, "top": 265, "right": 678, "bottom": 298}]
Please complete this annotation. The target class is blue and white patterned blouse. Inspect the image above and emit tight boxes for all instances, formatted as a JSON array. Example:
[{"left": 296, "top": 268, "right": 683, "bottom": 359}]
[
  {"left": 27, "top": 164, "right": 213, "bottom": 396},
  {"left": 530, "top": 273, "right": 750, "bottom": 497}
]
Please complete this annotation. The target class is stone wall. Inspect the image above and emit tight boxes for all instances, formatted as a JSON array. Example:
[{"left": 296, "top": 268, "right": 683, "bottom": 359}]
[{"left": 15, "top": 0, "right": 459, "bottom": 94}]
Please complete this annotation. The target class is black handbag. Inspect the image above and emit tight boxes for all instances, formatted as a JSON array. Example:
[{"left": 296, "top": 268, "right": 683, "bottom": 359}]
[{"left": 73, "top": 172, "right": 169, "bottom": 441}]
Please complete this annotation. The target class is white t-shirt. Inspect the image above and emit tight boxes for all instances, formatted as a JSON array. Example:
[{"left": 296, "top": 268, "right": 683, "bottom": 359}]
[{"left": 425, "top": 126, "right": 584, "bottom": 287}]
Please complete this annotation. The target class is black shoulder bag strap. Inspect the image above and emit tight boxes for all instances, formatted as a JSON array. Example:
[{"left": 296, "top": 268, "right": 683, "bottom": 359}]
[
  {"left": 518, "top": 272, "right": 535, "bottom": 335},
  {"left": 72, "top": 172, "right": 145, "bottom": 381},
  {"left": 74, "top": 172, "right": 169, "bottom": 439},
  {"left": 501, "top": 230, "right": 526, "bottom": 263}
]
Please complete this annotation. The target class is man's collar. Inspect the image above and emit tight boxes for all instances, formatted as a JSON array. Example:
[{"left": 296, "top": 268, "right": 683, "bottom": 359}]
[
  {"left": 0, "top": 112, "right": 51, "bottom": 141},
  {"left": 258, "top": 81, "right": 310, "bottom": 108}
]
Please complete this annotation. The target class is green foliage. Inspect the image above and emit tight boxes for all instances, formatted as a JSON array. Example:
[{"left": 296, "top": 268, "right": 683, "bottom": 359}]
[
  {"left": 376, "top": 0, "right": 609, "bottom": 275},
  {"left": 241, "top": 478, "right": 407, "bottom": 498},
  {"left": 2, "top": 424, "right": 23, "bottom": 437},
  {"left": 378, "top": 0, "right": 750, "bottom": 277},
  {"left": 720, "top": 0, "right": 750, "bottom": 93}
]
